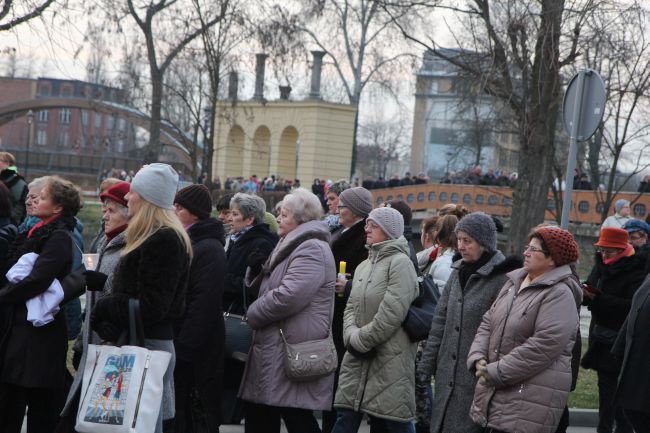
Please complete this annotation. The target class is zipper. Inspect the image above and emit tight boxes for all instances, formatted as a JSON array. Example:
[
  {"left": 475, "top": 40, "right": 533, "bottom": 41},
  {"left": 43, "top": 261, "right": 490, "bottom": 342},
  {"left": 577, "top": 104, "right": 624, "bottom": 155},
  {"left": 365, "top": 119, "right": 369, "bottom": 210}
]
[{"left": 132, "top": 354, "right": 151, "bottom": 428}]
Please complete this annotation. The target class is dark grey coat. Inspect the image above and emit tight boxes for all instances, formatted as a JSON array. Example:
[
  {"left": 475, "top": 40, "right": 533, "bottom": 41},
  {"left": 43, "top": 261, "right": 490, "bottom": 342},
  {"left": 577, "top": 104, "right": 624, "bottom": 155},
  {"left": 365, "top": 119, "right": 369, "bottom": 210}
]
[{"left": 417, "top": 252, "right": 519, "bottom": 433}]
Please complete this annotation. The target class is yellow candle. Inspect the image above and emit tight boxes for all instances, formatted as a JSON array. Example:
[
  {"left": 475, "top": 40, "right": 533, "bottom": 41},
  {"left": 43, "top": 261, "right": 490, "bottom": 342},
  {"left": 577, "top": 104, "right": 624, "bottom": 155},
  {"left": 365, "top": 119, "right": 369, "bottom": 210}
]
[{"left": 339, "top": 261, "right": 347, "bottom": 275}]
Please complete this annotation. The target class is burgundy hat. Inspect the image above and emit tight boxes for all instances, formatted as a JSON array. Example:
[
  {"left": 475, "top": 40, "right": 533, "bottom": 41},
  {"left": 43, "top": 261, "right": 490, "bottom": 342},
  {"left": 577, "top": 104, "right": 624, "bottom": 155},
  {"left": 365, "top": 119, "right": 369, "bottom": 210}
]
[
  {"left": 533, "top": 227, "right": 579, "bottom": 266},
  {"left": 100, "top": 181, "right": 130, "bottom": 208},
  {"left": 595, "top": 227, "right": 629, "bottom": 250}
]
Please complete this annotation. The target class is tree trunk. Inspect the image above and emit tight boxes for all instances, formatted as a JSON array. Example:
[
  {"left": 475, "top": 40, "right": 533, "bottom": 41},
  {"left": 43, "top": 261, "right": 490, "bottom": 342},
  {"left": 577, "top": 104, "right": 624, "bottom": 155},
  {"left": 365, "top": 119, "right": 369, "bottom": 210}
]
[{"left": 145, "top": 69, "right": 164, "bottom": 163}]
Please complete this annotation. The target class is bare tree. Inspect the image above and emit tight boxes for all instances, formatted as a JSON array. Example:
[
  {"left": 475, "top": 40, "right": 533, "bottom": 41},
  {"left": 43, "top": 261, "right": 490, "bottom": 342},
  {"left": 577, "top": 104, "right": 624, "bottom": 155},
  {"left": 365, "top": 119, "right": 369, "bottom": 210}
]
[
  {"left": 575, "top": 3, "right": 650, "bottom": 221},
  {"left": 387, "top": 0, "right": 594, "bottom": 252},
  {"left": 357, "top": 116, "right": 408, "bottom": 179},
  {"left": 269, "top": 0, "right": 416, "bottom": 177},
  {"left": 92, "top": 0, "right": 229, "bottom": 162},
  {"left": 0, "top": 0, "right": 57, "bottom": 31}
]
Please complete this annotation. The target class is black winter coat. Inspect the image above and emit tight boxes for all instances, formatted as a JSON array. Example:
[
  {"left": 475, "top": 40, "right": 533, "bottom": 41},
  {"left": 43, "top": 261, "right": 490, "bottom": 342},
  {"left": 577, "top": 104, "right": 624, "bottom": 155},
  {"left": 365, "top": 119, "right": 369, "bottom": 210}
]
[
  {"left": 330, "top": 220, "right": 368, "bottom": 360},
  {"left": 613, "top": 274, "right": 650, "bottom": 413},
  {"left": 93, "top": 227, "right": 191, "bottom": 341},
  {"left": 582, "top": 252, "right": 646, "bottom": 373},
  {"left": 174, "top": 218, "right": 226, "bottom": 363},
  {"left": 0, "top": 215, "right": 74, "bottom": 389},
  {"left": 224, "top": 223, "right": 278, "bottom": 314}
]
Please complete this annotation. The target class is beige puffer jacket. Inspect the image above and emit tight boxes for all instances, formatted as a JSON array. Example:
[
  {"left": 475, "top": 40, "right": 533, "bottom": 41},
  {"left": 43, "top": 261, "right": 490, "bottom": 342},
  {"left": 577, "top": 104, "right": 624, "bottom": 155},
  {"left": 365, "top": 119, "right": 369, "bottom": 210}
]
[
  {"left": 467, "top": 265, "right": 582, "bottom": 433},
  {"left": 334, "top": 236, "right": 418, "bottom": 422}
]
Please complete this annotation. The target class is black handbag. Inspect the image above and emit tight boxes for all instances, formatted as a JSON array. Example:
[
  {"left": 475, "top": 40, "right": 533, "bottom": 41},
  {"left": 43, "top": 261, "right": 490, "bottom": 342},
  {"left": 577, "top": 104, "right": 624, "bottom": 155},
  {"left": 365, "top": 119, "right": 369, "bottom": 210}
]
[
  {"left": 403, "top": 272, "right": 441, "bottom": 342},
  {"left": 224, "top": 283, "right": 253, "bottom": 362}
]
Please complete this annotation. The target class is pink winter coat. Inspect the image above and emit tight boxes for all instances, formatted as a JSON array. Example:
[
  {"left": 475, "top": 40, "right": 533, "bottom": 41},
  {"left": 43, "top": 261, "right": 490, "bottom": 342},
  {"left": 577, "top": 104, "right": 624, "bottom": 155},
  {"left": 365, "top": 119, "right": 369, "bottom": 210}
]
[
  {"left": 238, "top": 220, "right": 336, "bottom": 410},
  {"left": 467, "top": 265, "right": 582, "bottom": 433}
]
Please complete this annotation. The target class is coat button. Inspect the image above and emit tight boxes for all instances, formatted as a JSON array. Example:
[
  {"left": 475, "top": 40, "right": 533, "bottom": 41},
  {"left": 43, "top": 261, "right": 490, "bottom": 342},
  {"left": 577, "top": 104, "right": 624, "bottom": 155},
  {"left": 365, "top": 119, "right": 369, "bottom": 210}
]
[
  {"left": 452, "top": 353, "right": 457, "bottom": 360},
  {"left": 457, "top": 298, "right": 462, "bottom": 303},
  {"left": 449, "top": 381, "right": 454, "bottom": 387},
  {"left": 455, "top": 326, "right": 460, "bottom": 331}
]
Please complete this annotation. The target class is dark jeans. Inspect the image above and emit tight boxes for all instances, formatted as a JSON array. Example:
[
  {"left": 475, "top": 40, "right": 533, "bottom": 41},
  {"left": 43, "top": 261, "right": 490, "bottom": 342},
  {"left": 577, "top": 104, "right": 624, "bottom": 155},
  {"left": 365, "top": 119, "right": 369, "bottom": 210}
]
[
  {"left": 174, "top": 359, "right": 221, "bottom": 433},
  {"left": 597, "top": 370, "right": 632, "bottom": 433},
  {"left": 331, "top": 409, "right": 414, "bottom": 433},
  {"left": 0, "top": 382, "right": 64, "bottom": 433},
  {"left": 244, "top": 401, "right": 320, "bottom": 433},
  {"left": 624, "top": 409, "right": 650, "bottom": 433}
]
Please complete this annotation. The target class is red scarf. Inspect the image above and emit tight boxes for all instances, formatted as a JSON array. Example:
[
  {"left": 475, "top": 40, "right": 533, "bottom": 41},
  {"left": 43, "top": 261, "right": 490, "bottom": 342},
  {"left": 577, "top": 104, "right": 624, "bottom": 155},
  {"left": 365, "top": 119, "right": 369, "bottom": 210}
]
[
  {"left": 429, "top": 246, "right": 440, "bottom": 263},
  {"left": 27, "top": 214, "right": 61, "bottom": 238},
  {"left": 603, "top": 243, "right": 635, "bottom": 265},
  {"left": 105, "top": 224, "right": 128, "bottom": 241}
]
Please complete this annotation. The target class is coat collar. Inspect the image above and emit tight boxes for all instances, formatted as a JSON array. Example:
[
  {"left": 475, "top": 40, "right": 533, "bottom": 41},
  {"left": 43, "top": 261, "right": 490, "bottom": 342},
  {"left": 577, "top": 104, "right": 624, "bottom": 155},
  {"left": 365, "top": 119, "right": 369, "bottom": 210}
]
[{"left": 451, "top": 250, "right": 506, "bottom": 276}]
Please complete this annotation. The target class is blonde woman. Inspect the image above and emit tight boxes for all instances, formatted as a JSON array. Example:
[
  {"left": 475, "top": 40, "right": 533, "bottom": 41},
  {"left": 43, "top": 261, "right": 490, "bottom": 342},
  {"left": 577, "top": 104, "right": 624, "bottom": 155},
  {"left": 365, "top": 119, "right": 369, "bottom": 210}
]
[{"left": 91, "top": 164, "right": 192, "bottom": 433}]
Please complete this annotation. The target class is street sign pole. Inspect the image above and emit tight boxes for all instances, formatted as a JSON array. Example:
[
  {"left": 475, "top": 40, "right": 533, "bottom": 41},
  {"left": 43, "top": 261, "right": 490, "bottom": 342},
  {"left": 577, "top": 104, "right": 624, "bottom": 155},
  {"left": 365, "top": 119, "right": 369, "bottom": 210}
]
[
  {"left": 560, "top": 69, "right": 606, "bottom": 230},
  {"left": 561, "top": 71, "right": 587, "bottom": 229}
]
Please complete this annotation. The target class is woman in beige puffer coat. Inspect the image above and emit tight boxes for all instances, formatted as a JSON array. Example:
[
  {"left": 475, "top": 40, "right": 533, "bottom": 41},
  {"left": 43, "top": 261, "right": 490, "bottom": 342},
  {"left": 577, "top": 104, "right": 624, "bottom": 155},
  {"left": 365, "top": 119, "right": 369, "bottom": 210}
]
[
  {"left": 467, "top": 227, "right": 582, "bottom": 433},
  {"left": 333, "top": 207, "right": 418, "bottom": 433}
]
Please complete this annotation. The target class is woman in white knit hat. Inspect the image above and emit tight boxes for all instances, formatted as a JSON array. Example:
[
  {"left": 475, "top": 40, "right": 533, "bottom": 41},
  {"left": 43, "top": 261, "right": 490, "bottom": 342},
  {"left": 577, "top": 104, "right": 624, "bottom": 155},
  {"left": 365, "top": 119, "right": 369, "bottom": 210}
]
[
  {"left": 90, "top": 163, "right": 192, "bottom": 433},
  {"left": 333, "top": 206, "right": 419, "bottom": 433}
]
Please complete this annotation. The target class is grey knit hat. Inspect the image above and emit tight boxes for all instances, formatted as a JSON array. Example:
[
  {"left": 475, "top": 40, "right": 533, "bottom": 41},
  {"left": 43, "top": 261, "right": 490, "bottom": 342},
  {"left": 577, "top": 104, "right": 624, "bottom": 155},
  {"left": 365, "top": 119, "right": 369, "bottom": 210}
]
[
  {"left": 615, "top": 199, "right": 630, "bottom": 213},
  {"left": 454, "top": 211, "right": 497, "bottom": 252},
  {"left": 339, "top": 187, "right": 373, "bottom": 218},
  {"left": 367, "top": 207, "right": 403, "bottom": 240},
  {"left": 130, "top": 163, "right": 179, "bottom": 209}
]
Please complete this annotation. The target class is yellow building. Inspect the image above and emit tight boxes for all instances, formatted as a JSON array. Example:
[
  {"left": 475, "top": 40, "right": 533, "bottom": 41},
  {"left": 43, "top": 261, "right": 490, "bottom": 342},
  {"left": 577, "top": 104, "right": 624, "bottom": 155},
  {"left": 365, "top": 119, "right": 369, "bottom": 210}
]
[{"left": 212, "top": 99, "right": 357, "bottom": 182}]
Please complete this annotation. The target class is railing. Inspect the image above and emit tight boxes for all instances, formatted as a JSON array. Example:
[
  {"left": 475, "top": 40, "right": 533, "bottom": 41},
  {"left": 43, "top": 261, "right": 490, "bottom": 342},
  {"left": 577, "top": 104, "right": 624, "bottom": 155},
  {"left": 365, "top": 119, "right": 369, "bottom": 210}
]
[{"left": 369, "top": 184, "right": 650, "bottom": 225}]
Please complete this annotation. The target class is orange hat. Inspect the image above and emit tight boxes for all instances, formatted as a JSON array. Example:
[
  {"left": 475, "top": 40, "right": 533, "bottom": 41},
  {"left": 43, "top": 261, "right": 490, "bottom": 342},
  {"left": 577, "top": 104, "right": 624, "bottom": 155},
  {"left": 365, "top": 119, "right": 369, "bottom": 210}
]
[{"left": 595, "top": 227, "right": 629, "bottom": 250}]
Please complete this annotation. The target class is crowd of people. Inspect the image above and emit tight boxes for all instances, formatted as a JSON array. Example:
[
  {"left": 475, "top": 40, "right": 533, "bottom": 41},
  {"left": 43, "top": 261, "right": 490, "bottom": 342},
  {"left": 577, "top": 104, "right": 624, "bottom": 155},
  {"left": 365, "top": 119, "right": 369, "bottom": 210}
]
[{"left": 0, "top": 152, "right": 649, "bottom": 433}]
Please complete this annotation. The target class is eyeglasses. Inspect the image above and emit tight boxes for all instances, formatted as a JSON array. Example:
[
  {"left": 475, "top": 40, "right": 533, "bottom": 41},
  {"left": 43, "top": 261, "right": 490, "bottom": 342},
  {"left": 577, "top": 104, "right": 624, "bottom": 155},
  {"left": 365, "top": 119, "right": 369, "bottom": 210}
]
[
  {"left": 597, "top": 247, "right": 623, "bottom": 255},
  {"left": 629, "top": 233, "right": 647, "bottom": 241},
  {"left": 523, "top": 244, "right": 548, "bottom": 255},
  {"left": 338, "top": 205, "right": 348, "bottom": 209},
  {"left": 365, "top": 221, "right": 380, "bottom": 230}
]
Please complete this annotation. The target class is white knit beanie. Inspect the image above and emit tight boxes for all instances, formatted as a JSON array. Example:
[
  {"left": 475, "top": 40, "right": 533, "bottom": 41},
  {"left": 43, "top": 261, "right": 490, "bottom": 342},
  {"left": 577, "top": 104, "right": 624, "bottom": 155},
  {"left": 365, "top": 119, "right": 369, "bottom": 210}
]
[
  {"left": 130, "top": 163, "right": 179, "bottom": 209},
  {"left": 367, "top": 207, "right": 404, "bottom": 240}
]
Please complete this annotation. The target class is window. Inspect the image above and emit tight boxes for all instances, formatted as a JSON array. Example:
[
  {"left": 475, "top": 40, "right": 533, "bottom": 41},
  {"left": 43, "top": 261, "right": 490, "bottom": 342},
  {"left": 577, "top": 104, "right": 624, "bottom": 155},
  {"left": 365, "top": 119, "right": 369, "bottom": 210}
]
[
  {"left": 107, "top": 115, "right": 115, "bottom": 130},
  {"left": 502, "top": 197, "right": 512, "bottom": 207},
  {"left": 59, "top": 109, "right": 71, "bottom": 124},
  {"left": 36, "top": 130, "right": 47, "bottom": 146},
  {"left": 429, "top": 127, "right": 458, "bottom": 145},
  {"left": 38, "top": 85, "right": 50, "bottom": 96},
  {"left": 439, "top": 192, "right": 448, "bottom": 202},
  {"left": 417, "top": 192, "right": 425, "bottom": 202},
  {"left": 38, "top": 110, "right": 49, "bottom": 123},
  {"left": 118, "top": 118, "right": 126, "bottom": 130},
  {"left": 428, "top": 191, "right": 436, "bottom": 202},
  {"left": 463, "top": 194, "right": 472, "bottom": 204},
  {"left": 596, "top": 202, "right": 605, "bottom": 214},
  {"left": 488, "top": 195, "right": 498, "bottom": 206},
  {"left": 547, "top": 199, "right": 556, "bottom": 211},
  {"left": 58, "top": 131, "right": 69, "bottom": 147},
  {"left": 81, "top": 110, "right": 89, "bottom": 126},
  {"left": 451, "top": 192, "right": 459, "bottom": 203},
  {"left": 407, "top": 194, "right": 415, "bottom": 203},
  {"left": 376, "top": 197, "right": 384, "bottom": 205},
  {"left": 62, "top": 86, "right": 72, "bottom": 97},
  {"left": 94, "top": 113, "right": 101, "bottom": 128},
  {"left": 476, "top": 194, "right": 485, "bottom": 205},
  {"left": 578, "top": 201, "right": 590, "bottom": 213},
  {"left": 634, "top": 203, "right": 646, "bottom": 217}
]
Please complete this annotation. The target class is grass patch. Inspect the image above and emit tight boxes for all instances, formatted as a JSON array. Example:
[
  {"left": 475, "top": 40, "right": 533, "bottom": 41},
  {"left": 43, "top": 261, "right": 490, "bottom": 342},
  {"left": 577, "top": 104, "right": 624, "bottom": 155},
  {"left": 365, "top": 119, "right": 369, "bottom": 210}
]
[
  {"left": 568, "top": 341, "right": 599, "bottom": 409},
  {"left": 77, "top": 201, "right": 103, "bottom": 251}
]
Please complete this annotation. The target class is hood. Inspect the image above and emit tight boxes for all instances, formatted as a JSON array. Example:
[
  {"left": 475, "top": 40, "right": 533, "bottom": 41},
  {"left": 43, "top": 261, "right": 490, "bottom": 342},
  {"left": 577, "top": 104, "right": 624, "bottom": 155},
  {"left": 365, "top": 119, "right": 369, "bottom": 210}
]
[
  {"left": 268, "top": 219, "right": 330, "bottom": 266},
  {"left": 367, "top": 236, "right": 410, "bottom": 261},
  {"left": 507, "top": 264, "right": 582, "bottom": 307},
  {"left": 188, "top": 217, "right": 226, "bottom": 246}
]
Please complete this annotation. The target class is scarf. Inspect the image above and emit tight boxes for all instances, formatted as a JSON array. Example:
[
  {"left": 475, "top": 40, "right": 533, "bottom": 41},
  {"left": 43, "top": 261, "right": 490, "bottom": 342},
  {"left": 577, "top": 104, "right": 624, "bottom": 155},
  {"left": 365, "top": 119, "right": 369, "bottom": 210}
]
[
  {"left": 458, "top": 250, "right": 495, "bottom": 290},
  {"left": 105, "top": 224, "right": 128, "bottom": 241},
  {"left": 603, "top": 243, "right": 635, "bottom": 265},
  {"left": 28, "top": 214, "right": 61, "bottom": 239},
  {"left": 230, "top": 224, "right": 254, "bottom": 243}
]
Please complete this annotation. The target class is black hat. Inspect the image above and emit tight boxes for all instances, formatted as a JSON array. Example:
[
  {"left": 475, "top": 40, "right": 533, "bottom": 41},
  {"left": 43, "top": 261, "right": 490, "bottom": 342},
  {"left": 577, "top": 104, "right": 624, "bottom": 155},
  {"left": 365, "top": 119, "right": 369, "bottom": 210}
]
[{"left": 174, "top": 184, "right": 212, "bottom": 220}]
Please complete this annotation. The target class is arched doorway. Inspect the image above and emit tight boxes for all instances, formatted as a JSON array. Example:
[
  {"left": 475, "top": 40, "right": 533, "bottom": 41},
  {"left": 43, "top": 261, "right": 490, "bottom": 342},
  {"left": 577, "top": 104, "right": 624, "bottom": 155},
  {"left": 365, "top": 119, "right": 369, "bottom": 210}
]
[
  {"left": 249, "top": 125, "right": 271, "bottom": 177},
  {"left": 224, "top": 125, "right": 245, "bottom": 177},
  {"left": 277, "top": 126, "right": 298, "bottom": 180}
]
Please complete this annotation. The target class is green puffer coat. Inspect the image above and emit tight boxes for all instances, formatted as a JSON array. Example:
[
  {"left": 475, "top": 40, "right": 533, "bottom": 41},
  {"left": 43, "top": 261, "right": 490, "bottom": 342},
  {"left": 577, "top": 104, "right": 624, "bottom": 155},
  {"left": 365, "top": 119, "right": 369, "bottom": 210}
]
[{"left": 334, "top": 236, "right": 418, "bottom": 422}]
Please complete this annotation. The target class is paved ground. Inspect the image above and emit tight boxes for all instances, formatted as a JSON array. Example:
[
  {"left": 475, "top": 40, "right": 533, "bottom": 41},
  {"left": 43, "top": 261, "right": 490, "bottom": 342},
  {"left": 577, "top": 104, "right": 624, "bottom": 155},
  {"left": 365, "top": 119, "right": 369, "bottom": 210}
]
[{"left": 219, "top": 423, "right": 596, "bottom": 432}]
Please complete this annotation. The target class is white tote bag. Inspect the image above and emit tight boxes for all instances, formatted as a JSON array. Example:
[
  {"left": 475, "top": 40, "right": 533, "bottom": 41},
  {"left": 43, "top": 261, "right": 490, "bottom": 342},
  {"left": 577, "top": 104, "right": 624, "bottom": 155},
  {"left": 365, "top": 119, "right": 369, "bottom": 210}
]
[{"left": 75, "top": 300, "right": 171, "bottom": 433}]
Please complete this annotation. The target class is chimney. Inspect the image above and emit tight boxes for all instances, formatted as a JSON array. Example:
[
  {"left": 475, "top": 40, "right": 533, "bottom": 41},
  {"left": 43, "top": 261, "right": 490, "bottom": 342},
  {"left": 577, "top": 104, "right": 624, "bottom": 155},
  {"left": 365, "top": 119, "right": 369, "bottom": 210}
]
[
  {"left": 279, "top": 85, "right": 292, "bottom": 100},
  {"left": 309, "top": 51, "right": 326, "bottom": 99},
  {"left": 228, "top": 71, "right": 238, "bottom": 100},
  {"left": 253, "top": 53, "right": 268, "bottom": 101}
]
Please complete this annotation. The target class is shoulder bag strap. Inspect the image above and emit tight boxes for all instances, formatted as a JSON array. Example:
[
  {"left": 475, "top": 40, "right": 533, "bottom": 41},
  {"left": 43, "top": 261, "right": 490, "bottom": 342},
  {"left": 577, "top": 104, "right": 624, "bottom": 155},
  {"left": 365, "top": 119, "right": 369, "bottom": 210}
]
[{"left": 128, "top": 298, "right": 146, "bottom": 347}]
